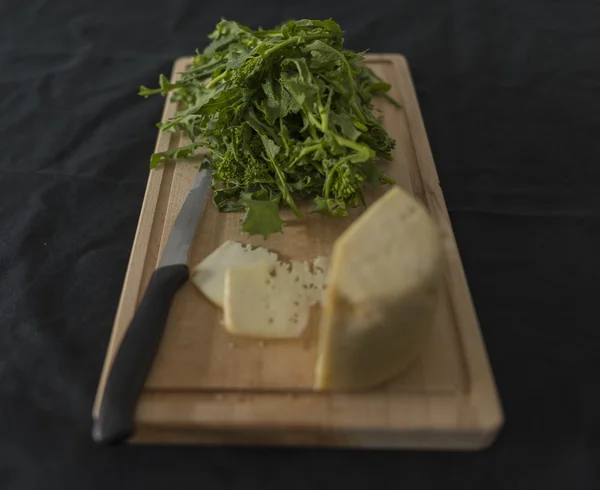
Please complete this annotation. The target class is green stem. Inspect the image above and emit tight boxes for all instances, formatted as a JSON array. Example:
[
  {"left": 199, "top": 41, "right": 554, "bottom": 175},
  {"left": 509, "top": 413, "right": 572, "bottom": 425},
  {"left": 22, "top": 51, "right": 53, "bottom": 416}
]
[
  {"left": 349, "top": 99, "right": 365, "bottom": 124},
  {"left": 279, "top": 118, "right": 290, "bottom": 155},
  {"left": 311, "top": 161, "right": 325, "bottom": 174},
  {"left": 300, "top": 144, "right": 322, "bottom": 156},
  {"left": 353, "top": 120, "right": 368, "bottom": 132},
  {"left": 306, "top": 111, "right": 324, "bottom": 132},
  {"left": 263, "top": 36, "right": 298, "bottom": 57},
  {"left": 263, "top": 33, "right": 333, "bottom": 58},
  {"left": 320, "top": 89, "right": 334, "bottom": 132},
  {"left": 255, "top": 32, "right": 284, "bottom": 39},
  {"left": 382, "top": 92, "right": 401, "bottom": 108},
  {"left": 324, "top": 158, "right": 347, "bottom": 198},
  {"left": 206, "top": 71, "right": 227, "bottom": 88},
  {"left": 339, "top": 56, "right": 366, "bottom": 124},
  {"left": 318, "top": 75, "right": 347, "bottom": 96},
  {"left": 333, "top": 134, "right": 365, "bottom": 152},
  {"left": 270, "top": 159, "right": 302, "bottom": 217},
  {"left": 290, "top": 144, "right": 321, "bottom": 166}
]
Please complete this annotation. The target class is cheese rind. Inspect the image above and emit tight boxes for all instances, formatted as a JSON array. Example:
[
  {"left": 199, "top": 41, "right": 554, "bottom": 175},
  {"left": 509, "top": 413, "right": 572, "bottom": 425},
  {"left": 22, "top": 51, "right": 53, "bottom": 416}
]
[
  {"left": 223, "top": 259, "right": 328, "bottom": 339},
  {"left": 315, "top": 186, "right": 444, "bottom": 391},
  {"left": 191, "top": 240, "right": 278, "bottom": 307}
]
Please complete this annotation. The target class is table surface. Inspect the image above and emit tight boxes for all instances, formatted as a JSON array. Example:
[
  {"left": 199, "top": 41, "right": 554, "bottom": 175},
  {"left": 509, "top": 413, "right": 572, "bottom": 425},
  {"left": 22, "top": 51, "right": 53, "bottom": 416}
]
[{"left": 1, "top": 0, "right": 599, "bottom": 488}]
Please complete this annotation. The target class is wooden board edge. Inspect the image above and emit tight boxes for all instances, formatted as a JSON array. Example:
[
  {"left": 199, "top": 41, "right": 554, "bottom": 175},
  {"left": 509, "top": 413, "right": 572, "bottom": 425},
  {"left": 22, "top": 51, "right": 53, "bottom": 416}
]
[
  {"left": 389, "top": 54, "right": 504, "bottom": 434},
  {"left": 92, "top": 59, "right": 188, "bottom": 417},
  {"left": 129, "top": 387, "right": 501, "bottom": 447},
  {"left": 129, "top": 423, "right": 499, "bottom": 450}
]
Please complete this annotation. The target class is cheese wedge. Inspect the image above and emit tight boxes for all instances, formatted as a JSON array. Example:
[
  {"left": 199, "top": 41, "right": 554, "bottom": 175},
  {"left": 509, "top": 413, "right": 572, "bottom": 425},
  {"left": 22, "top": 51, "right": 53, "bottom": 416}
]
[
  {"left": 315, "top": 186, "right": 444, "bottom": 391},
  {"left": 223, "top": 258, "right": 328, "bottom": 339},
  {"left": 191, "top": 240, "right": 278, "bottom": 307}
]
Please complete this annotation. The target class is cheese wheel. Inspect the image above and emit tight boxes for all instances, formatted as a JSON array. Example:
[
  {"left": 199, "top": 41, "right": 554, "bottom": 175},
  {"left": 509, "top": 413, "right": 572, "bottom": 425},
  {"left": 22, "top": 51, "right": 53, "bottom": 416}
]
[{"left": 315, "top": 186, "right": 444, "bottom": 390}]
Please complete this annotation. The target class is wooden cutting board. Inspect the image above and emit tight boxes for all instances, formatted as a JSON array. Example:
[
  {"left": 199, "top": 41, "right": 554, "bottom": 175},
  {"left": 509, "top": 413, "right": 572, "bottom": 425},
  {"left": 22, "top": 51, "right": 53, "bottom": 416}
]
[{"left": 93, "top": 54, "right": 503, "bottom": 449}]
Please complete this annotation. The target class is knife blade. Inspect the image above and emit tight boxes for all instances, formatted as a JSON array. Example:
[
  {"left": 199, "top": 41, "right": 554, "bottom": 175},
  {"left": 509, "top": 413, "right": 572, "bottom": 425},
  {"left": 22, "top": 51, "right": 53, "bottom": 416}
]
[{"left": 93, "top": 168, "right": 211, "bottom": 444}]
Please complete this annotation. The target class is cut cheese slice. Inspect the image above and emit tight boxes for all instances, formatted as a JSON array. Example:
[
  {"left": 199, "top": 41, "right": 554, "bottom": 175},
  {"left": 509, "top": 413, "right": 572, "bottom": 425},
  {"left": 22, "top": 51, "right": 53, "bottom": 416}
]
[
  {"left": 315, "top": 186, "right": 444, "bottom": 391},
  {"left": 191, "top": 240, "right": 278, "bottom": 307},
  {"left": 223, "top": 258, "right": 328, "bottom": 339}
]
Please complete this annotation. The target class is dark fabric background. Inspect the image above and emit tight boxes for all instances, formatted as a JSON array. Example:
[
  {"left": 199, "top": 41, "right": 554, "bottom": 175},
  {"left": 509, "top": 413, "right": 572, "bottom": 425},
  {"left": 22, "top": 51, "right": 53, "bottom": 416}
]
[{"left": 1, "top": 0, "right": 599, "bottom": 488}]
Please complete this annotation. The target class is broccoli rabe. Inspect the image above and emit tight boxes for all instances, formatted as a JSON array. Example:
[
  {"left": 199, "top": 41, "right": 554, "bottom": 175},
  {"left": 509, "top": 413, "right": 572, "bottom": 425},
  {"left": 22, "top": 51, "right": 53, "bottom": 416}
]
[{"left": 140, "top": 18, "right": 398, "bottom": 238}]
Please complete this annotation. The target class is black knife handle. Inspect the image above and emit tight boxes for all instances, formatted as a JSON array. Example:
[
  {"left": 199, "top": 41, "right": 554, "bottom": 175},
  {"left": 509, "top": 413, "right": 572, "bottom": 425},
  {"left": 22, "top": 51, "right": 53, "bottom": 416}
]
[{"left": 92, "top": 264, "right": 189, "bottom": 444}]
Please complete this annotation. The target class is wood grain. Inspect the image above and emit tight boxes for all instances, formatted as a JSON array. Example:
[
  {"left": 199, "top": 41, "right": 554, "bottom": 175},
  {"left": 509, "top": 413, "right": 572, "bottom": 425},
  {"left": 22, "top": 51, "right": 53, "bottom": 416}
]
[{"left": 93, "top": 54, "right": 503, "bottom": 449}]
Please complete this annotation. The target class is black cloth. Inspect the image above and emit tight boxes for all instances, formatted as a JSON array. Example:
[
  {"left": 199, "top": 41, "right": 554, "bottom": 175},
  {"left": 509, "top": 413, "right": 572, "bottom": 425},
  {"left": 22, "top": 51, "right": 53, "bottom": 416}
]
[{"left": 1, "top": 0, "right": 599, "bottom": 488}]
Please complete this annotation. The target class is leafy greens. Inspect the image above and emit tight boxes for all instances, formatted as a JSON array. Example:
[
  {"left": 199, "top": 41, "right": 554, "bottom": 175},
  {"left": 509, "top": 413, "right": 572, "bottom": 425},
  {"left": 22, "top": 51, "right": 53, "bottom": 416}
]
[{"left": 140, "top": 18, "right": 399, "bottom": 238}]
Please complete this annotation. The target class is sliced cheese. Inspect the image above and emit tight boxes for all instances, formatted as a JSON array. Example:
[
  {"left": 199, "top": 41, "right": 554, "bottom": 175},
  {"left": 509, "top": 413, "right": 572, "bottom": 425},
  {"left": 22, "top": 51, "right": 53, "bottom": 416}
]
[
  {"left": 315, "top": 186, "right": 444, "bottom": 391},
  {"left": 223, "top": 258, "right": 328, "bottom": 339},
  {"left": 191, "top": 240, "right": 278, "bottom": 307}
]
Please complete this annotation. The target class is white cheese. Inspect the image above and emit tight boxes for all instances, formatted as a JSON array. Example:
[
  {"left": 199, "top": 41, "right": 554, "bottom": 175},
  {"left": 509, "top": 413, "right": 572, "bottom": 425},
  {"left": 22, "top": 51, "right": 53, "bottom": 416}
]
[
  {"left": 191, "top": 240, "right": 278, "bottom": 307},
  {"left": 223, "top": 258, "right": 328, "bottom": 339},
  {"left": 314, "top": 186, "right": 444, "bottom": 391}
]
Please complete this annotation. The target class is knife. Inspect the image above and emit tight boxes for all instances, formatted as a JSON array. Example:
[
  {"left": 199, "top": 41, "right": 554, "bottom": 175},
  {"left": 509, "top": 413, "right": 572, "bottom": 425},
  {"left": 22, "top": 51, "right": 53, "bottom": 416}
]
[{"left": 93, "top": 168, "right": 211, "bottom": 445}]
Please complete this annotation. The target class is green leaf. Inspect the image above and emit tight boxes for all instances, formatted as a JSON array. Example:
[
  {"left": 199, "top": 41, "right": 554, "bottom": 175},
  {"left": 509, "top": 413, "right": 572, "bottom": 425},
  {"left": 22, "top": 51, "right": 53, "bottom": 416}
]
[
  {"left": 204, "top": 33, "right": 238, "bottom": 56},
  {"left": 261, "top": 76, "right": 282, "bottom": 122},
  {"left": 363, "top": 160, "right": 396, "bottom": 187},
  {"left": 280, "top": 78, "right": 318, "bottom": 110},
  {"left": 213, "top": 186, "right": 244, "bottom": 211},
  {"left": 304, "top": 40, "right": 342, "bottom": 71},
  {"left": 370, "top": 81, "right": 392, "bottom": 93},
  {"left": 293, "top": 18, "right": 343, "bottom": 35},
  {"left": 280, "top": 84, "right": 301, "bottom": 114},
  {"left": 289, "top": 174, "right": 319, "bottom": 192},
  {"left": 283, "top": 58, "right": 312, "bottom": 83},
  {"left": 312, "top": 196, "right": 348, "bottom": 217},
  {"left": 329, "top": 111, "right": 362, "bottom": 141},
  {"left": 149, "top": 143, "right": 203, "bottom": 169},
  {"left": 240, "top": 193, "right": 285, "bottom": 239},
  {"left": 226, "top": 48, "right": 253, "bottom": 69},
  {"left": 205, "top": 19, "right": 253, "bottom": 55},
  {"left": 311, "top": 19, "right": 343, "bottom": 34},
  {"left": 244, "top": 106, "right": 280, "bottom": 142},
  {"left": 347, "top": 146, "right": 374, "bottom": 163},
  {"left": 180, "top": 88, "right": 240, "bottom": 116},
  {"left": 259, "top": 135, "right": 281, "bottom": 160}
]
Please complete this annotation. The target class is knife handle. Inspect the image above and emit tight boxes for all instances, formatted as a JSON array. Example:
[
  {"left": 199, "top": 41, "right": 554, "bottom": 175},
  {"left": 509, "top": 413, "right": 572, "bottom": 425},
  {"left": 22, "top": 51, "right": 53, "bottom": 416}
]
[{"left": 92, "top": 264, "right": 189, "bottom": 445}]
